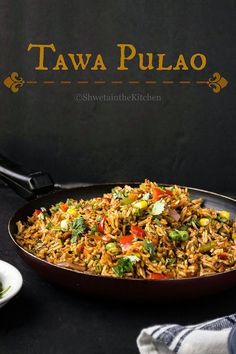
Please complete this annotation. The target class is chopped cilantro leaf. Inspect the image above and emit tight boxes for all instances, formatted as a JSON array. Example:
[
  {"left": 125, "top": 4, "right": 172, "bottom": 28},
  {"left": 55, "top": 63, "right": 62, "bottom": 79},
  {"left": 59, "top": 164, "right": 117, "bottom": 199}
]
[
  {"left": 50, "top": 203, "right": 60, "bottom": 213},
  {"left": 70, "top": 216, "right": 87, "bottom": 243},
  {"left": 111, "top": 188, "right": 128, "bottom": 200},
  {"left": 113, "top": 256, "right": 139, "bottom": 277},
  {"left": 143, "top": 239, "right": 156, "bottom": 257},
  {"left": 46, "top": 222, "right": 54, "bottom": 230}
]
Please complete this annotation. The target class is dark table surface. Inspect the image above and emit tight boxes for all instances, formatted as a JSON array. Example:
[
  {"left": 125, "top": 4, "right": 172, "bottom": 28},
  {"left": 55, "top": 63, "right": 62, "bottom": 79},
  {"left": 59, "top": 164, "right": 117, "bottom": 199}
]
[{"left": 0, "top": 186, "right": 236, "bottom": 354}]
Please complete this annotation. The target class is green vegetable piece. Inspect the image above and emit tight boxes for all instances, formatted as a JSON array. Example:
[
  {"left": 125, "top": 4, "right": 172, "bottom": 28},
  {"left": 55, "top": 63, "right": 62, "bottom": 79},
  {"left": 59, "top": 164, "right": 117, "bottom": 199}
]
[
  {"left": 153, "top": 217, "right": 161, "bottom": 225},
  {"left": 71, "top": 234, "right": 78, "bottom": 243},
  {"left": 121, "top": 197, "right": 134, "bottom": 205},
  {"left": 132, "top": 208, "right": 142, "bottom": 217},
  {"left": 113, "top": 256, "right": 139, "bottom": 277},
  {"left": 71, "top": 216, "right": 87, "bottom": 243},
  {"left": 46, "top": 222, "right": 54, "bottom": 230},
  {"left": 66, "top": 198, "right": 76, "bottom": 206},
  {"left": 95, "top": 263, "right": 102, "bottom": 274},
  {"left": 217, "top": 216, "right": 229, "bottom": 224},
  {"left": 90, "top": 225, "right": 97, "bottom": 234},
  {"left": 199, "top": 241, "right": 217, "bottom": 253},
  {"left": 143, "top": 239, "right": 156, "bottom": 257},
  {"left": 166, "top": 257, "right": 176, "bottom": 266},
  {"left": 179, "top": 225, "right": 188, "bottom": 231},
  {"left": 169, "top": 229, "right": 189, "bottom": 242},
  {"left": 50, "top": 203, "right": 60, "bottom": 213},
  {"left": 111, "top": 188, "right": 127, "bottom": 200},
  {"left": 105, "top": 242, "right": 120, "bottom": 255}
]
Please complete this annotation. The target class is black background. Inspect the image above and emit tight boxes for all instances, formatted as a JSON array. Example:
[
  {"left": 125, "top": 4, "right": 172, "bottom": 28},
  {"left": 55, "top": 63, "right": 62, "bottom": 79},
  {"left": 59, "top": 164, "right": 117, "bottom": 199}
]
[{"left": 0, "top": 0, "right": 235, "bottom": 191}]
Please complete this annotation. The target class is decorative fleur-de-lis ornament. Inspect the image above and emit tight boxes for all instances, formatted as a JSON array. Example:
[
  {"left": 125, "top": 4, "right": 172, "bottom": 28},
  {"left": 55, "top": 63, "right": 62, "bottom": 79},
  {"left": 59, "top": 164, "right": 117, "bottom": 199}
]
[
  {"left": 3, "top": 72, "right": 25, "bottom": 93},
  {"left": 208, "top": 72, "right": 228, "bottom": 93}
]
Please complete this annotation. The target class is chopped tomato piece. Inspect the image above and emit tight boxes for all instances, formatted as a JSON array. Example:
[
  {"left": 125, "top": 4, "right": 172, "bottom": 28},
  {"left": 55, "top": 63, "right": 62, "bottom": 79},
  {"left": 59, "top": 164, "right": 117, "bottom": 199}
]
[
  {"left": 219, "top": 253, "right": 228, "bottom": 260},
  {"left": 131, "top": 225, "right": 146, "bottom": 238},
  {"left": 152, "top": 187, "right": 173, "bottom": 201},
  {"left": 98, "top": 216, "right": 107, "bottom": 233},
  {"left": 152, "top": 187, "right": 165, "bottom": 201},
  {"left": 120, "top": 235, "right": 134, "bottom": 244},
  {"left": 120, "top": 235, "right": 134, "bottom": 249},
  {"left": 147, "top": 273, "right": 170, "bottom": 280},
  {"left": 33, "top": 209, "right": 41, "bottom": 219},
  {"left": 165, "top": 189, "right": 173, "bottom": 196},
  {"left": 60, "top": 203, "right": 68, "bottom": 212}
]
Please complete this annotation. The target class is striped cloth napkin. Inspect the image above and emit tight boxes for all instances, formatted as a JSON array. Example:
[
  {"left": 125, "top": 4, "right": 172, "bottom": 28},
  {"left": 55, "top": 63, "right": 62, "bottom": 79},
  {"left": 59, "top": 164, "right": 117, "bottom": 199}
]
[{"left": 137, "top": 314, "right": 236, "bottom": 354}]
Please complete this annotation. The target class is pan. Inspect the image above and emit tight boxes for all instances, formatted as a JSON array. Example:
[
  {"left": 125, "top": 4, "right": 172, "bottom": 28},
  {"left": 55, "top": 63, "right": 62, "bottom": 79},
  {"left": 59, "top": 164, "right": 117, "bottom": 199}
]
[{"left": 1, "top": 154, "right": 236, "bottom": 301}]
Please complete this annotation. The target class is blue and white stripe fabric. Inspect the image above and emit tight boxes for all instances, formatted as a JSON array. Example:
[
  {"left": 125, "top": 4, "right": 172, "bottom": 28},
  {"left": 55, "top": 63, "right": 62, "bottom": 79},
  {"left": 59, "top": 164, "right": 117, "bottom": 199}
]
[{"left": 137, "top": 314, "right": 236, "bottom": 354}]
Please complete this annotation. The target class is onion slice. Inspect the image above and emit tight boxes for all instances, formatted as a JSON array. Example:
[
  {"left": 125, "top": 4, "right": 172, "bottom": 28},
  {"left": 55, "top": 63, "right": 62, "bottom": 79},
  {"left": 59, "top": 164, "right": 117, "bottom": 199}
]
[
  {"left": 167, "top": 208, "right": 180, "bottom": 221},
  {"left": 56, "top": 262, "right": 86, "bottom": 272}
]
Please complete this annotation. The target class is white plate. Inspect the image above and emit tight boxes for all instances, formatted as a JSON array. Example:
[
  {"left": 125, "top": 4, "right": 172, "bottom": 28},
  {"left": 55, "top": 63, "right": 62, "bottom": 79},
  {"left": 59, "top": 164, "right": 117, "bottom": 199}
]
[{"left": 0, "top": 260, "right": 23, "bottom": 308}]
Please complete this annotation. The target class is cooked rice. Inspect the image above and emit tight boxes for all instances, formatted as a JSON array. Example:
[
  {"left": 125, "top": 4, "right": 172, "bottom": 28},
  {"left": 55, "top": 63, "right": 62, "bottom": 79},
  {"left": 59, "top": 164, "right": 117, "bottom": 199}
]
[{"left": 15, "top": 180, "right": 236, "bottom": 279}]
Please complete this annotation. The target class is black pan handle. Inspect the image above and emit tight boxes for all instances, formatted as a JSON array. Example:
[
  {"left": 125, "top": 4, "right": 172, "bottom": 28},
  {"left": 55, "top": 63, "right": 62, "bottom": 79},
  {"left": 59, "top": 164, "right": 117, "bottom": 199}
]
[{"left": 0, "top": 154, "right": 54, "bottom": 200}]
